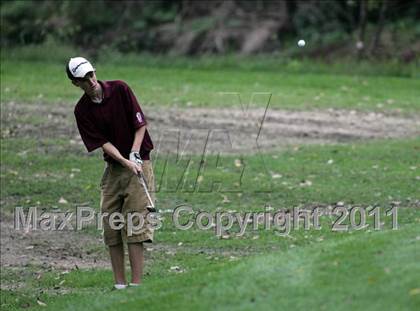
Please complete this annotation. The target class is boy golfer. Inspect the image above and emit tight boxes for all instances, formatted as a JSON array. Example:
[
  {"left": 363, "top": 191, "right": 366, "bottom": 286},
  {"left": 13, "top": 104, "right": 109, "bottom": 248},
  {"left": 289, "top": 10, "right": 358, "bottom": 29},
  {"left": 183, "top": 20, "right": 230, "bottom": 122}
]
[{"left": 66, "top": 57, "right": 155, "bottom": 290}]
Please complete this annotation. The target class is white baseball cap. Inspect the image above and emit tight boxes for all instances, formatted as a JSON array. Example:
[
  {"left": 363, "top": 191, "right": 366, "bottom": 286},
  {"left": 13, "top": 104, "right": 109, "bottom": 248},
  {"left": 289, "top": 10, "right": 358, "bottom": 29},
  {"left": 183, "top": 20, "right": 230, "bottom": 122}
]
[{"left": 67, "top": 57, "right": 95, "bottom": 79}]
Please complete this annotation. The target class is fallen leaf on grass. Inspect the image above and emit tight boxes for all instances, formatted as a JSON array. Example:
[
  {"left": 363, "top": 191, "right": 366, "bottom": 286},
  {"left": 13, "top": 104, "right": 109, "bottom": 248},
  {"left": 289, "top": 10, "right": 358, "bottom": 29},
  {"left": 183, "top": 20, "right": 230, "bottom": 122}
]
[
  {"left": 265, "top": 205, "right": 274, "bottom": 211},
  {"left": 221, "top": 195, "right": 230, "bottom": 203},
  {"left": 367, "top": 276, "right": 376, "bottom": 284},
  {"left": 37, "top": 300, "right": 47, "bottom": 306},
  {"left": 409, "top": 288, "right": 420, "bottom": 296},
  {"left": 270, "top": 172, "right": 282, "bottom": 179},
  {"left": 169, "top": 266, "right": 185, "bottom": 273},
  {"left": 58, "top": 197, "right": 68, "bottom": 204},
  {"left": 299, "top": 180, "right": 312, "bottom": 187}
]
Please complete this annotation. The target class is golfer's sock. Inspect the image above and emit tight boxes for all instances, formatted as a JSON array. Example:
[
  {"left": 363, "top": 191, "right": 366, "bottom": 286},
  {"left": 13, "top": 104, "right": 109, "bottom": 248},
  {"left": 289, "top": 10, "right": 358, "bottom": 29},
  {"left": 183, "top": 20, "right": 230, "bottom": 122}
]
[
  {"left": 129, "top": 283, "right": 140, "bottom": 287},
  {"left": 114, "top": 284, "right": 127, "bottom": 290}
]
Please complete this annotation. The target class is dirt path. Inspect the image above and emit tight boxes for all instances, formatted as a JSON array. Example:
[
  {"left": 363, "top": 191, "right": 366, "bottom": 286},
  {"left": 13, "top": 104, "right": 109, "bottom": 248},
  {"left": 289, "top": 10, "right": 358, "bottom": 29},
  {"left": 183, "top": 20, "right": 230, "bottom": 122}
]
[
  {"left": 0, "top": 213, "right": 109, "bottom": 271},
  {"left": 149, "top": 107, "right": 420, "bottom": 154},
  {"left": 2, "top": 102, "right": 419, "bottom": 154},
  {"left": 0, "top": 211, "right": 250, "bottom": 273}
]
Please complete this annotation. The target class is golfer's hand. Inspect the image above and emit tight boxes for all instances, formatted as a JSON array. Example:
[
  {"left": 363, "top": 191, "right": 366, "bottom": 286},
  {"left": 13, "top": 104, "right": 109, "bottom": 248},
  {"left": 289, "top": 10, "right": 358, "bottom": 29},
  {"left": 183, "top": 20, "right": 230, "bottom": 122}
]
[
  {"left": 128, "top": 151, "right": 144, "bottom": 172},
  {"left": 124, "top": 159, "right": 143, "bottom": 175},
  {"left": 129, "top": 151, "right": 143, "bottom": 164}
]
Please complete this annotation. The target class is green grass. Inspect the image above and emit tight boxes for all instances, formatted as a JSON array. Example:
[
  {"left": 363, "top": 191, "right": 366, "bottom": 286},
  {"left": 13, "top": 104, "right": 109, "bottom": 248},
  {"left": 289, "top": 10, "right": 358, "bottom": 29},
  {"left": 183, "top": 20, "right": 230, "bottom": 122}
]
[
  {"left": 1, "top": 136, "right": 420, "bottom": 310},
  {"left": 1, "top": 52, "right": 419, "bottom": 310},
  {"left": 2, "top": 42, "right": 419, "bottom": 77},
  {"left": 1, "top": 59, "right": 419, "bottom": 113},
  {"left": 2, "top": 218, "right": 419, "bottom": 310},
  {"left": 2, "top": 138, "right": 419, "bottom": 213}
]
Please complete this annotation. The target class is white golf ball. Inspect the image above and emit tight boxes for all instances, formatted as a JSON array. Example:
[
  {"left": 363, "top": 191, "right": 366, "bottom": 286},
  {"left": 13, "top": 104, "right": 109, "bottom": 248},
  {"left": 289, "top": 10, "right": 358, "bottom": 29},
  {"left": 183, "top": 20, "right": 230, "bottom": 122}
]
[{"left": 298, "top": 40, "right": 306, "bottom": 47}]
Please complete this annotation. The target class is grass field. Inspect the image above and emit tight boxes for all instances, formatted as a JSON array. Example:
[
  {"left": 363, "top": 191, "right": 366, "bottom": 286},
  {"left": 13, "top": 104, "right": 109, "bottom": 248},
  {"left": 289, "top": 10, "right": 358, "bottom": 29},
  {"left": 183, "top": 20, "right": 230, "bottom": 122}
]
[
  {"left": 2, "top": 59, "right": 419, "bottom": 113},
  {"left": 1, "top": 52, "right": 419, "bottom": 310}
]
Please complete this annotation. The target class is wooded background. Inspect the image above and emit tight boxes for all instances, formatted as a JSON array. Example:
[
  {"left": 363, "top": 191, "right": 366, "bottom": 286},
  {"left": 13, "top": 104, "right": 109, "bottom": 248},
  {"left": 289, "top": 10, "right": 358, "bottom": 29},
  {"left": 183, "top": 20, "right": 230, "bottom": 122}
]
[{"left": 1, "top": 0, "right": 419, "bottom": 61}]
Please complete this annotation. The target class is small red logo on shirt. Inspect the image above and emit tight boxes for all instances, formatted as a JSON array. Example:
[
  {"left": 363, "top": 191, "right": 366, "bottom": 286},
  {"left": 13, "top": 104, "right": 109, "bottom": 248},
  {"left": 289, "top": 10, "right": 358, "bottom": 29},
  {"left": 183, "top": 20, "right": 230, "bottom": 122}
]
[{"left": 136, "top": 112, "right": 143, "bottom": 123}]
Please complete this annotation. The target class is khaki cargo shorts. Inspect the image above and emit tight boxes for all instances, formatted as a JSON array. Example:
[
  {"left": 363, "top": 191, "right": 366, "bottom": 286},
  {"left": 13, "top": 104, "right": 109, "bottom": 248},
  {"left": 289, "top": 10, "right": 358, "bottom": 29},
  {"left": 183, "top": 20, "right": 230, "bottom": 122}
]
[{"left": 100, "top": 160, "right": 155, "bottom": 246}]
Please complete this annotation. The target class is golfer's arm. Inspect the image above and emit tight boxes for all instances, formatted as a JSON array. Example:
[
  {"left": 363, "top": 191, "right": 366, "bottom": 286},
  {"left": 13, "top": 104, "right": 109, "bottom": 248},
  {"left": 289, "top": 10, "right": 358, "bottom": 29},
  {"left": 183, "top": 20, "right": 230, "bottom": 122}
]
[
  {"left": 131, "top": 126, "right": 146, "bottom": 153},
  {"left": 102, "top": 142, "right": 128, "bottom": 166}
]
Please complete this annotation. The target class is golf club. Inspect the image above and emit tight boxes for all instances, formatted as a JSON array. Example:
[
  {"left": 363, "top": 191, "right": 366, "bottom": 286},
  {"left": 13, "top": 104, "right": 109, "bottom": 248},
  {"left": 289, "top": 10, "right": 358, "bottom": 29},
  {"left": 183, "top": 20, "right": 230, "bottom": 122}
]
[{"left": 137, "top": 171, "right": 156, "bottom": 212}]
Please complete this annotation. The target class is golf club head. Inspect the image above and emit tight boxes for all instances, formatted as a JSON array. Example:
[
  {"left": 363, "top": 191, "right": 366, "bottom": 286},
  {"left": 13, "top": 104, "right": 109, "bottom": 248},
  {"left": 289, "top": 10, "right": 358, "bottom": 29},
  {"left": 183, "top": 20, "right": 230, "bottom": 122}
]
[
  {"left": 137, "top": 172, "right": 157, "bottom": 213},
  {"left": 147, "top": 206, "right": 157, "bottom": 213}
]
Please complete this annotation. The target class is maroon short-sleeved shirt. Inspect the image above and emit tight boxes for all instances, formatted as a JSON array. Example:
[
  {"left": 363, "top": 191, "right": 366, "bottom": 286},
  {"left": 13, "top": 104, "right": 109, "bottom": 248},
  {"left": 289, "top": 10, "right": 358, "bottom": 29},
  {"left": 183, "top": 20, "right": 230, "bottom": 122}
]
[{"left": 74, "top": 80, "right": 153, "bottom": 163}]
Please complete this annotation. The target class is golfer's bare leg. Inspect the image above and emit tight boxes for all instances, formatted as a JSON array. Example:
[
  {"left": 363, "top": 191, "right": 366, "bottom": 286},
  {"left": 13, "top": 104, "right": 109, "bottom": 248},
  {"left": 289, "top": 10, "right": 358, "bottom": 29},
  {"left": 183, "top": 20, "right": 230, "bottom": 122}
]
[
  {"left": 109, "top": 244, "right": 126, "bottom": 284},
  {"left": 128, "top": 242, "right": 144, "bottom": 284}
]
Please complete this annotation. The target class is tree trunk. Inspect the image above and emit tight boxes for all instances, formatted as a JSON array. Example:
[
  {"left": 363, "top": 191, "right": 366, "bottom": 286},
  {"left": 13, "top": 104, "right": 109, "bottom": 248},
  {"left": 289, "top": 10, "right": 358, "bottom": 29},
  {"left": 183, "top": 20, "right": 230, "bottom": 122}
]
[
  {"left": 370, "top": 0, "right": 387, "bottom": 56},
  {"left": 357, "top": 0, "right": 367, "bottom": 59}
]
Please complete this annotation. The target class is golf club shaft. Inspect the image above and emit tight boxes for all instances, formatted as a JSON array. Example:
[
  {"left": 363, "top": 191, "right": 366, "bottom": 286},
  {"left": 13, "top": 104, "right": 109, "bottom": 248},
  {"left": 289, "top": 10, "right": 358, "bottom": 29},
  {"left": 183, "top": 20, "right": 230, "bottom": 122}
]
[{"left": 137, "top": 172, "right": 156, "bottom": 212}]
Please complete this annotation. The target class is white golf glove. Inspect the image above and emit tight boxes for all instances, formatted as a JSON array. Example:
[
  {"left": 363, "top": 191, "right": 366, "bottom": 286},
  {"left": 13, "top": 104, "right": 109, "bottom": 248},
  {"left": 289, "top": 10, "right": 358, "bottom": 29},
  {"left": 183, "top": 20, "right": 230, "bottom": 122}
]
[{"left": 129, "top": 151, "right": 143, "bottom": 166}]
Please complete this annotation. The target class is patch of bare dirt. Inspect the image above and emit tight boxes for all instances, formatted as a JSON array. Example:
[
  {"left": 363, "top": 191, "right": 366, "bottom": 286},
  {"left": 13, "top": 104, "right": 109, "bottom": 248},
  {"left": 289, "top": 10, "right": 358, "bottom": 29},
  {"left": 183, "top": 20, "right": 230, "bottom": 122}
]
[
  {"left": 0, "top": 212, "right": 249, "bottom": 275},
  {"left": 0, "top": 213, "right": 109, "bottom": 270},
  {"left": 2, "top": 102, "right": 419, "bottom": 155},
  {"left": 150, "top": 107, "right": 420, "bottom": 154}
]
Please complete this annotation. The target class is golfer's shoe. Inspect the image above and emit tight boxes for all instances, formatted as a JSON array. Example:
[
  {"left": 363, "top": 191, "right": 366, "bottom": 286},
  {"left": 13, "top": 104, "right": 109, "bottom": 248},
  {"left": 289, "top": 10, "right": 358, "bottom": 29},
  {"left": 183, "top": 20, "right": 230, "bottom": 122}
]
[{"left": 113, "top": 284, "right": 127, "bottom": 290}]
